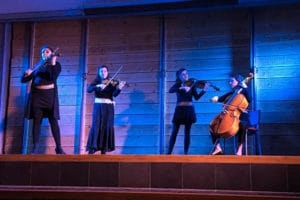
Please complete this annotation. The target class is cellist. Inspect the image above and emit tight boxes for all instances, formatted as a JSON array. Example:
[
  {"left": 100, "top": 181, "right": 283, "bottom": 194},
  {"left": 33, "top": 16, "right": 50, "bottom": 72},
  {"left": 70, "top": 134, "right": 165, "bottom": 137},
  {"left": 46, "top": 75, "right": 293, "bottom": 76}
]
[{"left": 210, "top": 74, "right": 251, "bottom": 155}]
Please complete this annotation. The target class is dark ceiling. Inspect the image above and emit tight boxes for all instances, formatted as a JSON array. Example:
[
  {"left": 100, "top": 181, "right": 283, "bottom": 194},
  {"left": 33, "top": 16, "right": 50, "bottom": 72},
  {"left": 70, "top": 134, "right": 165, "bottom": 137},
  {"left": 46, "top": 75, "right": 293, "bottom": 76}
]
[{"left": 0, "top": 0, "right": 300, "bottom": 21}]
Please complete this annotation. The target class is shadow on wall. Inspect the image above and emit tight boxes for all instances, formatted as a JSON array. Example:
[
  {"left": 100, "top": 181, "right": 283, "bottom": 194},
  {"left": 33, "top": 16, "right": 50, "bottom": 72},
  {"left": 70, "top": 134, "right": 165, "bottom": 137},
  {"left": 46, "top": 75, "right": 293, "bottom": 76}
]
[{"left": 116, "top": 90, "right": 157, "bottom": 154}]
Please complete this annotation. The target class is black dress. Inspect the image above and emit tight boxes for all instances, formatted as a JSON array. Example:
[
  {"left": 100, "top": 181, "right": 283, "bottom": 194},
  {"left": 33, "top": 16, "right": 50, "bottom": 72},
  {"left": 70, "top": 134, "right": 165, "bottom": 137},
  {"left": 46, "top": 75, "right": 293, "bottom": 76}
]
[{"left": 86, "top": 78, "right": 122, "bottom": 154}]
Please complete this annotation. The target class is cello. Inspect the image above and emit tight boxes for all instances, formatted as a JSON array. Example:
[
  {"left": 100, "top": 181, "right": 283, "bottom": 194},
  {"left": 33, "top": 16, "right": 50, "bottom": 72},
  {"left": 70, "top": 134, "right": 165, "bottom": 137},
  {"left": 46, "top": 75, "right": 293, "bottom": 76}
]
[{"left": 209, "top": 73, "right": 253, "bottom": 139}]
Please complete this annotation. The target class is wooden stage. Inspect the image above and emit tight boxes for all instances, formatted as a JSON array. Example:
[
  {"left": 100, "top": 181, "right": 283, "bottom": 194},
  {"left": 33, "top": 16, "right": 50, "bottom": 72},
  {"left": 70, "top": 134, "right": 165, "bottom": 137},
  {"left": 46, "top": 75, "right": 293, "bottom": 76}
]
[{"left": 0, "top": 155, "right": 300, "bottom": 199}]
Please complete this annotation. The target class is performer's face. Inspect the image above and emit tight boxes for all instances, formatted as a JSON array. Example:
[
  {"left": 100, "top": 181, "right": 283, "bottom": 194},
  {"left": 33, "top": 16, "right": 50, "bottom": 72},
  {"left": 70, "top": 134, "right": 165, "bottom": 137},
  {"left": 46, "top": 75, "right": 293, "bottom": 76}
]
[
  {"left": 179, "top": 70, "right": 189, "bottom": 82},
  {"left": 229, "top": 77, "right": 239, "bottom": 88},
  {"left": 99, "top": 67, "right": 108, "bottom": 79},
  {"left": 41, "top": 48, "right": 52, "bottom": 61}
]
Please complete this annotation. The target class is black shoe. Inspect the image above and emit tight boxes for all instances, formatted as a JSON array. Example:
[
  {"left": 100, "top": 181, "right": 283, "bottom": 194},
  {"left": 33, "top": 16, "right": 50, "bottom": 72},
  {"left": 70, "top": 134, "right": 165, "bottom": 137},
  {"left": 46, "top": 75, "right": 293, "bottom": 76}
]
[
  {"left": 88, "top": 149, "right": 95, "bottom": 154},
  {"left": 30, "top": 149, "right": 39, "bottom": 155},
  {"left": 55, "top": 147, "right": 66, "bottom": 154},
  {"left": 30, "top": 145, "right": 39, "bottom": 154},
  {"left": 214, "top": 151, "right": 223, "bottom": 155}
]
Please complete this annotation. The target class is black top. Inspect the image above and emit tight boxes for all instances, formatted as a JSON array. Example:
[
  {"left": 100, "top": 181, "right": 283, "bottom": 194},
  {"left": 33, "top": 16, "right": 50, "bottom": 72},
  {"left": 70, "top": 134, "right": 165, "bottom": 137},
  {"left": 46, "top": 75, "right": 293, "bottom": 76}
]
[
  {"left": 169, "top": 81, "right": 206, "bottom": 124},
  {"left": 87, "top": 78, "right": 121, "bottom": 100},
  {"left": 169, "top": 82, "right": 206, "bottom": 102},
  {"left": 21, "top": 61, "right": 61, "bottom": 85},
  {"left": 21, "top": 61, "right": 61, "bottom": 119}
]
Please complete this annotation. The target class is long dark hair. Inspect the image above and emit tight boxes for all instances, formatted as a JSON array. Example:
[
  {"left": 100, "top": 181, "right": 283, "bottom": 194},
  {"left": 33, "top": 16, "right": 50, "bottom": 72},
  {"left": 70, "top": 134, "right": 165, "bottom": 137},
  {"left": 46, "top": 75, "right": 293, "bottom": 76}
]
[
  {"left": 37, "top": 45, "right": 54, "bottom": 65},
  {"left": 175, "top": 68, "right": 186, "bottom": 84},
  {"left": 94, "top": 65, "right": 109, "bottom": 83},
  {"left": 40, "top": 45, "right": 54, "bottom": 54}
]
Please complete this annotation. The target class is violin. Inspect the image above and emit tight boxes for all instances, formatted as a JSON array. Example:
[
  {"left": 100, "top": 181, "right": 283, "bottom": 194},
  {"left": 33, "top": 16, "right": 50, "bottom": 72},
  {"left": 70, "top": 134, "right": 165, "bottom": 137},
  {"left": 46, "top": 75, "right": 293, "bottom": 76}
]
[
  {"left": 184, "top": 78, "right": 220, "bottom": 91},
  {"left": 102, "top": 78, "right": 129, "bottom": 87},
  {"left": 98, "top": 65, "right": 129, "bottom": 88},
  {"left": 209, "top": 73, "right": 253, "bottom": 138}
]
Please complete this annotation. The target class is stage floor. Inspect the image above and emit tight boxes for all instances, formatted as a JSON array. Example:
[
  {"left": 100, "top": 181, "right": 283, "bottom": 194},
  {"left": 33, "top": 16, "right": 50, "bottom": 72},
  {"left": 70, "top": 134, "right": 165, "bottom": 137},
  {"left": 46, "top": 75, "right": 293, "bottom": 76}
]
[{"left": 1, "top": 154, "right": 300, "bottom": 163}]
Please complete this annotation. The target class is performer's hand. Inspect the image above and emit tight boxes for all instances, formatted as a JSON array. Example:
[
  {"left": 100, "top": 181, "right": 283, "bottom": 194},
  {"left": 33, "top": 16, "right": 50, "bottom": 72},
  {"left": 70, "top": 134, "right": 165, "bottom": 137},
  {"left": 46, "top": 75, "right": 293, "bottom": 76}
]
[
  {"left": 210, "top": 96, "right": 219, "bottom": 102},
  {"left": 25, "top": 69, "right": 33, "bottom": 76},
  {"left": 180, "top": 86, "right": 191, "bottom": 92},
  {"left": 222, "top": 107, "right": 229, "bottom": 113},
  {"left": 118, "top": 81, "right": 126, "bottom": 90},
  {"left": 203, "top": 83, "right": 210, "bottom": 92},
  {"left": 96, "top": 84, "right": 107, "bottom": 90},
  {"left": 50, "top": 55, "right": 57, "bottom": 66}
]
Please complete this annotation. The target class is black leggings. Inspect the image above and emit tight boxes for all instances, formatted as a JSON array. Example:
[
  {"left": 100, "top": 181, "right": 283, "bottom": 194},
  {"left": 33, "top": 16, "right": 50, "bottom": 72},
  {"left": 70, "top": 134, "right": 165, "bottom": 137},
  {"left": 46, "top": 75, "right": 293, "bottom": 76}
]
[
  {"left": 32, "top": 107, "right": 62, "bottom": 148},
  {"left": 167, "top": 123, "right": 192, "bottom": 154}
]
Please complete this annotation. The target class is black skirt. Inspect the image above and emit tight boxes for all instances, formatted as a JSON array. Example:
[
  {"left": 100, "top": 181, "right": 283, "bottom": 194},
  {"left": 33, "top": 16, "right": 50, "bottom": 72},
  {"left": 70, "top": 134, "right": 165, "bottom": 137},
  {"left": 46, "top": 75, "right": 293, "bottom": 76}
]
[
  {"left": 24, "top": 86, "right": 60, "bottom": 120},
  {"left": 30, "top": 88, "right": 55, "bottom": 118},
  {"left": 172, "top": 105, "right": 196, "bottom": 124},
  {"left": 86, "top": 103, "right": 115, "bottom": 152}
]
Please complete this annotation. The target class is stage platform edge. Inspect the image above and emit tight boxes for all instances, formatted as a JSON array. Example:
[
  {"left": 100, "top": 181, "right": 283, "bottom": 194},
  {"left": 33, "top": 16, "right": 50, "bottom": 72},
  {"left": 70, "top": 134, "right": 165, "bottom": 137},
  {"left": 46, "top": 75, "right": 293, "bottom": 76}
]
[{"left": 0, "top": 155, "right": 300, "bottom": 199}]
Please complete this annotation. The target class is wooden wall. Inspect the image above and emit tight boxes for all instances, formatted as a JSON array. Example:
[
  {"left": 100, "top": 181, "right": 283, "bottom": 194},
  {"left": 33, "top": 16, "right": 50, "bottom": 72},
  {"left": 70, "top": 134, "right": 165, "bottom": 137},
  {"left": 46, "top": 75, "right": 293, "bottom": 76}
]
[
  {"left": 254, "top": 5, "right": 300, "bottom": 155},
  {"left": 5, "top": 22, "right": 31, "bottom": 154},
  {"left": 1, "top": 3, "right": 300, "bottom": 155},
  {"left": 0, "top": 22, "right": 5, "bottom": 154}
]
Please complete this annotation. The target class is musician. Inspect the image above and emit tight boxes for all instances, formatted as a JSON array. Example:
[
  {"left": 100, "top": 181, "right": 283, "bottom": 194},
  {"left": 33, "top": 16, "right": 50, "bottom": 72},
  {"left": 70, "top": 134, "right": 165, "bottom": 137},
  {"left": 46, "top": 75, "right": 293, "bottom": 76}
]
[
  {"left": 21, "top": 45, "right": 65, "bottom": 154},
  {"left": 210, "top": 74, "right": 250, "bottom": 155},
  {"left": 167, "top": 68, "right": 209, "bottom": 155},
  {"left": 86, "top": 65, "right": 126, "bottom": 154}
]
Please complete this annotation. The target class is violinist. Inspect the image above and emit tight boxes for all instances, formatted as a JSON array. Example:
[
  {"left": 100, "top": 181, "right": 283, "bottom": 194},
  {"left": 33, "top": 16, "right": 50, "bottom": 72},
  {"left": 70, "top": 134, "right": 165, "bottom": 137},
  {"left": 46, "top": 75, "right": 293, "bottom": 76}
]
[
  {"left": 86, "top": 65, "right": 126, "bottom": 154},
  {"left": 167, "top": 68, "right": 209, "bottom": 155},
  {"left": 210, "top": 74, "right": 250, "bottom": 155},
  {"left": 21, "top": 45, "right": 65, "bottom": 154}
]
